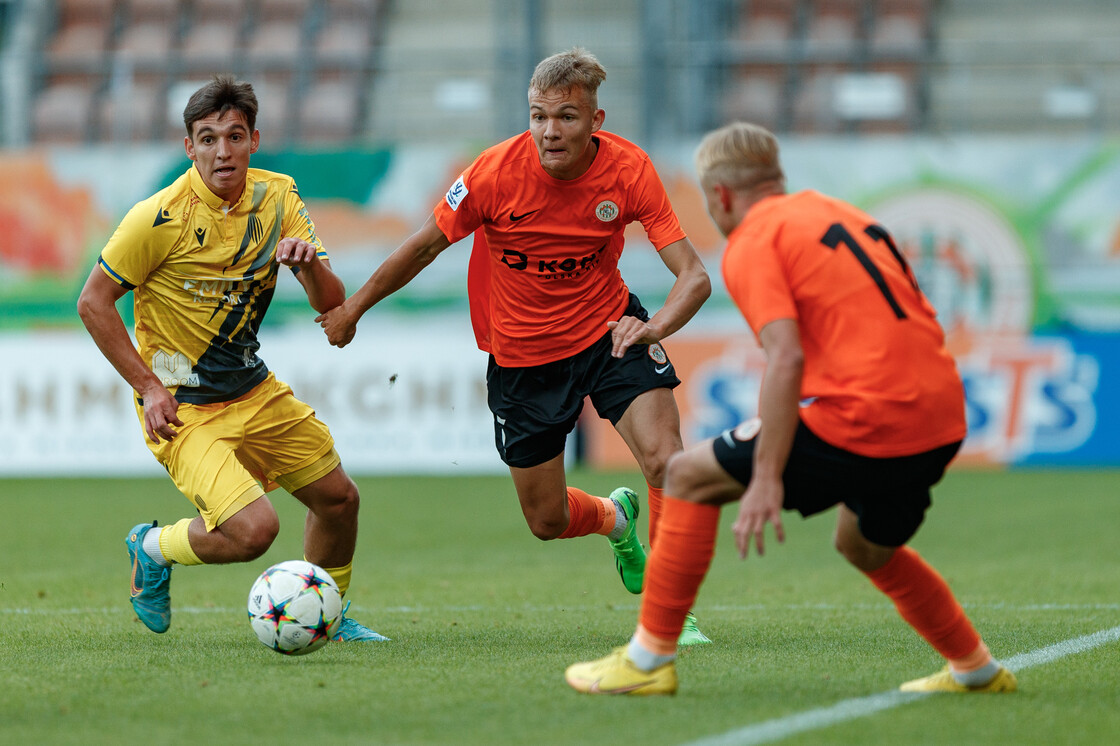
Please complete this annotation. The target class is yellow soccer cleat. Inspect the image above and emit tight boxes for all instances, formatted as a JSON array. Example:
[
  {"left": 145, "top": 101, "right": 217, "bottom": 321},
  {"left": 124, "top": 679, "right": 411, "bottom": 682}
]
[
  {"left": 565, "top": 647, "right": 678, "bottom": 696},
  {"left": 900, "top": 665, "right": 1018, "bottom": 693}
]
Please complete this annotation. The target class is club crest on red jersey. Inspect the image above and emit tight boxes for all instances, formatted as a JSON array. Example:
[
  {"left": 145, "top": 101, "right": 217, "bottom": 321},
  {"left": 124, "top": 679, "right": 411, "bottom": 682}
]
[{"left": 595, "top": 200, "right": 619, "bottom": 222}]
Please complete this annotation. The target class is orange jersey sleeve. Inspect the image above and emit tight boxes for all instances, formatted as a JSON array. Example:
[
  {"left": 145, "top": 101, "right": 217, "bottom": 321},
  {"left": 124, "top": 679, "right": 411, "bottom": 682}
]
[
  {"left": 722, "top": 190, "right": 967, "bottom": 457},
  {"left": 435, "top": 131, "right": 686, "bottom": 366}
]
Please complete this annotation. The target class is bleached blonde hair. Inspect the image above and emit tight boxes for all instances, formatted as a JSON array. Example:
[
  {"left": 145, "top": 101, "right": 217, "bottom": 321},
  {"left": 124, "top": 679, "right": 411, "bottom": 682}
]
[
  {"left": 695, "top": 121, "right": 785, "bottom": 192},
  {"left": 529, "top": 47, "right": 606, "bottom": 108}
]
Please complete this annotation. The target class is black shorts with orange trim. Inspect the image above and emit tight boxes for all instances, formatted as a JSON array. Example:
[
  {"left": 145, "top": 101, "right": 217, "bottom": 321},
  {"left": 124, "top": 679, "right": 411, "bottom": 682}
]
[
  {"left": 712, "top": 419, "right": 962, "bottom": 547},
  {"left": 487, "top": 293, "right": 681, "bottom": 468}
]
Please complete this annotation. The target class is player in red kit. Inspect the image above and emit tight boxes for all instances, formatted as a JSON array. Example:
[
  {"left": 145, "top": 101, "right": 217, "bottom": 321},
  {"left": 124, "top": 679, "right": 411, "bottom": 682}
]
[{"left": 318, "top": 48, "right": 713, "bottom": 644}]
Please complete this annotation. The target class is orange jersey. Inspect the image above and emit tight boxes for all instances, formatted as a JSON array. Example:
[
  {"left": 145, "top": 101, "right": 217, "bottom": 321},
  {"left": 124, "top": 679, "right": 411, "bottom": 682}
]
[
  {"left": 434, "top": 130, "right": 686, "bottom": 367},
  {"left": 722, "top": 190, "right": 966, "bottom": 457}
]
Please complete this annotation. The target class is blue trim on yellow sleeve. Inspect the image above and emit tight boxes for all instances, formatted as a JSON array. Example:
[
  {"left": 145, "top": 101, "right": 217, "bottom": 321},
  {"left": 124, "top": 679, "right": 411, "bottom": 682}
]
[{"left": 98, "top": 256, "right": 136, "bottom": 290}]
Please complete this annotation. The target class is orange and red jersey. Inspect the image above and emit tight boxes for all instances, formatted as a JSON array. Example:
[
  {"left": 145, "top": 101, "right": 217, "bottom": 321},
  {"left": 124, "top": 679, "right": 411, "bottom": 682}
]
[
  {"left": 434, "top": 130, "right": 686, "bottom": 367},
  {"left": 722, "top": 190, "right": 966, "bottom": 457}
]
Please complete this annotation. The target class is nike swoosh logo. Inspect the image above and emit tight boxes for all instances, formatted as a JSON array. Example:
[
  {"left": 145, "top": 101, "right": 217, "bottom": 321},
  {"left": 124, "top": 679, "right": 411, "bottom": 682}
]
[
  {"left": 509, "top": 209, "right": 539, "bottom": 222},
  {"left": 654, "top": 364, "right": 671, "bottom": 374},
  {"left": 130, "top": 553, "right": 143, "bottom": 598},
  {"left": 588, "top": 678, "right": 653, "bottom": 694}
]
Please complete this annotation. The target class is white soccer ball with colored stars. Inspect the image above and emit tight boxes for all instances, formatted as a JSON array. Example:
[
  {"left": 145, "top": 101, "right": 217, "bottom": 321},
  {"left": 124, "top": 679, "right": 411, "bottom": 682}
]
[{"left": 247, "top": 560, "right": 343, "bottom": 655}]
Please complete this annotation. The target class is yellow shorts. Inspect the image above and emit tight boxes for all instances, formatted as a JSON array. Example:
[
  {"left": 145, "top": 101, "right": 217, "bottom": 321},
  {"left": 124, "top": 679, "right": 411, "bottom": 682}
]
[{"left": 138, "top": 372, "right": 341, "bottom": 531}]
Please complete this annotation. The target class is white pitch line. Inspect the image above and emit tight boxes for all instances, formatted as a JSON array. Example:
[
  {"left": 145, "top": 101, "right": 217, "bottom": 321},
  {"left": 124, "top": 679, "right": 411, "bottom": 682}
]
[
  {"left": 681, "top": 624, "right": 1120, "bottom": 746},
  {"left": 4, "top": 602, "right": 1119, "bottom": 616}
]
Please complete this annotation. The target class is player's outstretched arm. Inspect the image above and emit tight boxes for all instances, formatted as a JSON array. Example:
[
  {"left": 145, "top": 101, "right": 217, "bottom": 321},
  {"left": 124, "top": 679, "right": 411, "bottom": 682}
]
[
  {"left": 279, "top": 237, "right": 346, "bottom": 313},
  {"left": 316, "top": 213, "right": 453, "bottom": 348},
  {"left": 733, "top": 318, "right": 801, "bottom": 559},
  {"left": 607, "top": 237, "right": 711, "bottom": 358},
  {"left": 76, "top": 267, "right": 183, "bottom": 443}
]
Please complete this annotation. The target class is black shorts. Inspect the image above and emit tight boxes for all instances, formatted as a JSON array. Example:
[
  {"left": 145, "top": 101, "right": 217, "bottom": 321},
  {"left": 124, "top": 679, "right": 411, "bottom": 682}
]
[
  {"left": 712, "top": 419, "right": 962, "bottom": 547},
  {"left": 487, "top": 293, "right": 682, "bottom": 468}
]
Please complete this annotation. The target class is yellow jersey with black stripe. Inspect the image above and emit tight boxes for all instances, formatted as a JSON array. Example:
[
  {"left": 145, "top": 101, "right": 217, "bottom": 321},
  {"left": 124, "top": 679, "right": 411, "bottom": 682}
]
[{"left": 98, "top": 165, "right": 326, "bottom": 404}]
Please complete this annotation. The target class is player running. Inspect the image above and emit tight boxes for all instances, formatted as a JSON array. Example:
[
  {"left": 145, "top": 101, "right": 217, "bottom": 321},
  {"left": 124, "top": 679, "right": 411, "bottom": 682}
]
[
  {"left": 317, "top": 48, "right": 713, "bottom": 645},
  {"left": 77, "top": 75, "right": 386, "bottom": 642},
  {"left": 565, "top": 121, "right": 1018, "bottom": 694}
]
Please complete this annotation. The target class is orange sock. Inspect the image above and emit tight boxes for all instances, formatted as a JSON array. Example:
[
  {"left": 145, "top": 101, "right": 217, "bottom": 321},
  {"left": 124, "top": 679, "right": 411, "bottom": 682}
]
[
  {"left": 556, "top": 487, "right": 615, "bottom": 539},
  {"left": 647, "top": 485, "right": 664, "bottom": 549},
  {"left": 638, "top": 496, "right": 721, "bottom": 644},
  {"left": 865, "top": 546, "right": 989, "bottom": 666}
]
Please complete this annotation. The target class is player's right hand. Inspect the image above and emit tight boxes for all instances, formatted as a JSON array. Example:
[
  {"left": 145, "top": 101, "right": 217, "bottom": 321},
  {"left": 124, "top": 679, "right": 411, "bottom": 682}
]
[
  {"left": 316, "top": 302, "right": 358, "bottom": 348},
  {"left": 732, "top": 475, "right": 785, "bottom": 559},
  {"left": 140, "top": 384, "right": 183, "bottom": 444}
]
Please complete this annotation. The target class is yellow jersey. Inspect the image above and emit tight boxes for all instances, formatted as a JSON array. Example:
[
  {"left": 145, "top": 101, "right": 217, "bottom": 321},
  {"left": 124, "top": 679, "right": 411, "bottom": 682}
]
[{"left": 97, "top": 165, "right": 326, "bottom": 404}]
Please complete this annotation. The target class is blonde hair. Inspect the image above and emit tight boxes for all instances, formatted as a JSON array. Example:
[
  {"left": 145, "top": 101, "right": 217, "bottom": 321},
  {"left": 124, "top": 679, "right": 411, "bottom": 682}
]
[
  {"left": 695, "top": 121, "right": 785, "bottom": 192},
  {"left": 529, "top": 47, "right": 606, "bottom": 108}
]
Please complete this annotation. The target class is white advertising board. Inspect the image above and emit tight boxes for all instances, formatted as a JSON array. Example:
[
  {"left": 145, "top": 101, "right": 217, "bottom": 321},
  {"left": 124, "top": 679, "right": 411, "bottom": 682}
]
[{"left": 0, "top": 324, "right": 502, "bottom": 476}]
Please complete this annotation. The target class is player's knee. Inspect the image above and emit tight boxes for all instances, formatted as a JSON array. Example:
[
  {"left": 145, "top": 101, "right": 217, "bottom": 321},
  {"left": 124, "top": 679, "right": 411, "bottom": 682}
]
[
  {"left": 312, "top": 475, "right": 360, "bottom": 522},
  {"left": 526, "top": 514, "right": 565, "bottom": 541},
  {"left": 640, "top": 438, "right": 681, "bottom": 488},
  {"left": 331, "top": 477, "right": 360, "bottom": 518},
  {"left": 665, "top": 451, "right": 701, "bottom": 502},
  {"left": 237, "top": 519, "right": 280, "bottom": 561},
  {"left": 833, "top": 531, "right": 887, "bottom": 571}
]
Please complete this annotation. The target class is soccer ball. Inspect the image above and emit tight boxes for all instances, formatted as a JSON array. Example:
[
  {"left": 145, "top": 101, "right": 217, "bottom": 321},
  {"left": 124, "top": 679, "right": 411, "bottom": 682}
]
[{"left": 247, "top": 560, "right": 343, "bottom": 655}]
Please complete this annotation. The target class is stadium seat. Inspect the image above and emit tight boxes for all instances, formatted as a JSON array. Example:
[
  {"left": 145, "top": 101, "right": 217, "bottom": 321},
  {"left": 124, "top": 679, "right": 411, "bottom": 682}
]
[
  {"left": 723, "top": 72, "right": 784, "bottom": 130},
  {"left": 127, "top": 0, "right": 180, "bottom": 23},
  {"left": 251, "top": 78, "right": 293, "bottom": 140},
  {"left": 114, "top": 20, "right": 176, "bottom": 67},
  {"left": 32, "top": 81, "right": 97, "bottom": 143},
  {"left": 47, "top": 21, "right": 110, "bottom": 69},
  {"left": 245, "top": 20, "right": 305, "bottom": 68},
  {"left": 180, "top": 20, "right": 241, "bottom": 72},
  {"left": 190, "top": 0, "right": 251, "bottom": 22},
  {"left": 805, "top": 7, "right": 860, "bottom": 58},
  {"left": 256, "top": 0, "right": 313, "bottom": 21},
  {"left": 314, "top": 19, "right": 372, "bottom": 64},
  {"left": 737, "top": 12, "right": 794, "bottom": 58},
  {"left": 791, "top": 68, "right": 843, "bottom": 132},
  {"left": 56, "top": 0, "right": 116, "bottom": 24},
  {"left": 298, "top": 80, "right": 360, "bottom": 143},
  {"left": 97, "top": 81, "right": 164, "bottom": 142}
]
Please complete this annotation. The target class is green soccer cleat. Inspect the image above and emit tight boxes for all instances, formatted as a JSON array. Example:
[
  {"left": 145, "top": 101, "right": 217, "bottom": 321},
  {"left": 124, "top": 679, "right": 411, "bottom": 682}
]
[
  {"left": 607, "top": 487, "right": 646, "bottom": 594},
  {"left": 566, "top": 646, "right": 678, "bottom": 696},
  {"left": 332, "top": 601, "right": 391, "bottom": 642},
  {"left": 900, "top": 665, "right": 1018, "bottom": 693},
  {"left": 678, "top": 611, "right": 712, "bottom": 646},
  {"left": 126, "top": 521, "right": 172, "bottom": 633}
]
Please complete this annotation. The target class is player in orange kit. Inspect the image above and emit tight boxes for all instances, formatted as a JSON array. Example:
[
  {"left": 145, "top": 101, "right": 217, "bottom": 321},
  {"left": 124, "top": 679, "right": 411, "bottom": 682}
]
[
  {"left": 317, "top": 48, "right": 713, "bottom": 644},
  {"left": 565, "top": 121, "right": 1017, "bottom": 694}
]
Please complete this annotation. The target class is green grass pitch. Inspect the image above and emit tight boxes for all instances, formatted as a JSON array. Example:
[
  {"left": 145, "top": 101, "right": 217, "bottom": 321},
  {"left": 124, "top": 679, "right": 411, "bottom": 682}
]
[{"left": 1, "top": 469, "right": 1118, "bottom": 745}]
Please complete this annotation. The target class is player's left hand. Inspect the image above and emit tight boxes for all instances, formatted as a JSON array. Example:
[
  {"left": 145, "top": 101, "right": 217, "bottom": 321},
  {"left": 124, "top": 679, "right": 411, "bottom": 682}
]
[
  {"left": 732, "top": 475, "right": 785, "bottom": 559},
  {"left": 275, "top": 237, "right": 319, "bottom": 267},
  {"left": 607, "top": 315, "right": 659, "bottom": 358}
]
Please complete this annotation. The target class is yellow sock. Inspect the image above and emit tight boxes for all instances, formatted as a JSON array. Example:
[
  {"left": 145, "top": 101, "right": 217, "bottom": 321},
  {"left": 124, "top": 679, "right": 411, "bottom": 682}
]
[
  {"left": 158, "top": 518, "right": 204, "bottom": 566},
  {"left": 311, "top": 560, "right": 352, "bottom": 596}
]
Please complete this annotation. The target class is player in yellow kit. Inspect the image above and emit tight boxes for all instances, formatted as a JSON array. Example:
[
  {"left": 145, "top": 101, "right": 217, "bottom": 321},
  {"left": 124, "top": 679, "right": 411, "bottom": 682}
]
[{"left": 77, "top": 74, "right": 385, "bottom": 641}]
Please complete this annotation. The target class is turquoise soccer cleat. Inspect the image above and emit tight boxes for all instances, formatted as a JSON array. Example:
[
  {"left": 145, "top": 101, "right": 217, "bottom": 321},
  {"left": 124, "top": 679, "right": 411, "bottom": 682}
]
[
  {"left": 332, "top": 600, "right": 391, "bottom": 642},
  {"left": 126, "top": 521, "right": 172, "bottom": 633}
]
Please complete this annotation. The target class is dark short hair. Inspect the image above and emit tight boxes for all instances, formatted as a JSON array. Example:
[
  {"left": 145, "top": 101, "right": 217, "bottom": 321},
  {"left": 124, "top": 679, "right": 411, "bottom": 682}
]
[{"left": 183, "top": 74, "right": 258, "bottom": 137}]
